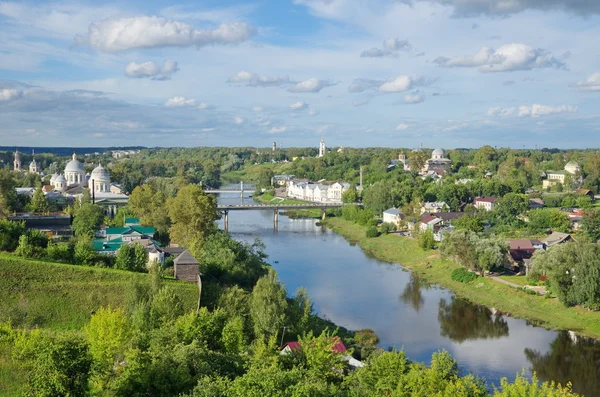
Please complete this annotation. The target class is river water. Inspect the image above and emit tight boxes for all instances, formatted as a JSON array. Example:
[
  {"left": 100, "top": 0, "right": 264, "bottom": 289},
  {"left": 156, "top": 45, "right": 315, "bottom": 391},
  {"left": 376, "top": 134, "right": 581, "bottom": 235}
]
[{"left": 217, "top": 189, "right": 600, "bottom": 396}]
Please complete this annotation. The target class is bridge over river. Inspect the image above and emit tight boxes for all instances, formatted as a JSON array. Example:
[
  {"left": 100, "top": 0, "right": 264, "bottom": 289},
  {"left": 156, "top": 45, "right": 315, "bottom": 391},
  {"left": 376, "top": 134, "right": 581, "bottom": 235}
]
[{"left": 217, "top": 202, "right": 350, "bottom": 231}]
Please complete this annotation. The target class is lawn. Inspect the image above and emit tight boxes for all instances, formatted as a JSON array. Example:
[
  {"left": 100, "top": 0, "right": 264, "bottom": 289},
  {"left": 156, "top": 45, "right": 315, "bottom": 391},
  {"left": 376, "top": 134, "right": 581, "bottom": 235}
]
[
  {"left": 0, "top": 254, "right": 199, "bottom": 331},
  {"left": 326, "top": 217, "right": 600, "bottom": 339}
]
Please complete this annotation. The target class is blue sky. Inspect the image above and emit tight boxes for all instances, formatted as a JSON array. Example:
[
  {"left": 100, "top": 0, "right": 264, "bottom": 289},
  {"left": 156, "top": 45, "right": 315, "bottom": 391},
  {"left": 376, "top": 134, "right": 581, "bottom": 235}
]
[{"left": 1, "top": 0, "right": 600, "bottom": 148}]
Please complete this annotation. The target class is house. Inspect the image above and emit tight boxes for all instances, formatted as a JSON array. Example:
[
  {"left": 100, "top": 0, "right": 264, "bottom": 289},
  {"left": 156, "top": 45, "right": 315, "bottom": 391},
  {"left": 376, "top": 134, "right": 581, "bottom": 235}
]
[
  {"left": 286, "top": 180, "right": 350, "bottom": 203},
  {"left": 474, "top": 197, "right": 499, "bottom": 211},
  {"left": 419, "top": 214, "right": 443, "bottom": 231},
  {"left": 434, "top": 225, "right": 454, "bottom": 242},
  {"left": 529, "top": 198, "right": 545, "bottom": 209},
  {"left": 94, "top": 223, "right": 159, "bottom": 255},
  {"left": 8, "top": 213, "right": 72, "bottom": 238},
  {"left": 421, "top": 201, "right": 449, "bottom": 214},
  {"left": 508, "top": 240, "right": 538, "bottom": 274},
  {"left": 541, "top": 232, "right": 572, "bottom": 247},
  {"left": 455, "top": 178, "right": 473, "bottom": 185},
  {"left": 272, "top": 174, "right": 295, "bottom": 187},
  {"left": 174, "top": 249, "right": 200, "bottom": 282},
  {"left": 280, "top": 338, "right": 365, "bottom": 369},
  {"left": 383, "top": 208, "right": 404, "bottom": 227},
  {"left": 543, "top": 162, "right": 582, "bottom": 189},
  {"left": 110, "top": 183, "right": 123, "bottom": 194},
  {"left": 573, "top": 189, "right": 594, "bottom": 200}
]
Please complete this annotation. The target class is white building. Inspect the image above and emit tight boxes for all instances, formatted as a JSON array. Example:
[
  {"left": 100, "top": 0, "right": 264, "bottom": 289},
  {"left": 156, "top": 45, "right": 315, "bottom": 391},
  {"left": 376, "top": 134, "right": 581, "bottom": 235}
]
[
  {"left": 421, "top": 202, "right": 448, "bottom": 214},
  {"left": 90, "top": 164, "right": 111, "bottom": 193},
  {"left": 13, "top": 150, "right": 21, "bottom": 172},
  {"left": 64, "top": 153, "right": 87, "bottom": 187},
  {"left": 383, "top": 208, "right": 404, "bottom": 227},
  {"left": 286, "top": 180, "right": 350, "bottom": 203},
  {"left": 474, "top": 196, "right": 499, "bottom": 211},
  {"left": 318, "top": 138, "right": 326, "bottom": 158}
]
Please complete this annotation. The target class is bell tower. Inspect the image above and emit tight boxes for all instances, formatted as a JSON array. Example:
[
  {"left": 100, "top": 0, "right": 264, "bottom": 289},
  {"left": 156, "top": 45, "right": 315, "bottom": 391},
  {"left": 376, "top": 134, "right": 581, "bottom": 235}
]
[{"left": 13, "top": 150, "right": 21, "bottom": 171}]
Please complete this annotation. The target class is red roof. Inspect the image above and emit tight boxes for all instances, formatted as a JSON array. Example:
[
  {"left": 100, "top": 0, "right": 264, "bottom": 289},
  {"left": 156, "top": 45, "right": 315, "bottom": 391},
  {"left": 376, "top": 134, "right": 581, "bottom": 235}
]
[
  {"left": 475, "top": 196, "right": 499, "bottom": 203},
  {"left": 281, "top": 338, "right": 347, "bottom": 354},
  {"left": 509, "top": 240, "right": 534, "bottom": 251},
  {"left": 281, "top": 341, "right": 301, "bottom": 352}
]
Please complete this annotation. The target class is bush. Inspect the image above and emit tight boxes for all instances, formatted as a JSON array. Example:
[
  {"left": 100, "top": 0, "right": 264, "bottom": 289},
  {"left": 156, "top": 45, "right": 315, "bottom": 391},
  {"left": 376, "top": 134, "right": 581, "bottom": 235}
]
[
  {"left": 418, "top": 230, "right": 435, "bottom": 250},
  {"left": 365, "top": 226, "right": 380, "bottom": 238},
  {"left": 451, "top": 268, "right": 478, "bottom": 283},
  {"left": 380, "top": 222, "right": 396, "bottom": 234}
]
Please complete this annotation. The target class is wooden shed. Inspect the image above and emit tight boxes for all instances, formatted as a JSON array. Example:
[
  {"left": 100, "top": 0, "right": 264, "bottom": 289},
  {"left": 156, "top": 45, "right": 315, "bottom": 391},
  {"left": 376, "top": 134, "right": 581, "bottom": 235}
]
[{"left": 174, "top": 249, "right": 200, "bottom": 282}]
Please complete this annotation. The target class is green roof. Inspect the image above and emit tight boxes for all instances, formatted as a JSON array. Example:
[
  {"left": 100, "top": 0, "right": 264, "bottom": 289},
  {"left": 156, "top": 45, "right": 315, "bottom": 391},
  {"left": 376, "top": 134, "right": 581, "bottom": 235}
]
[
  {"left": 105, "top": 226, "right": 155, "bottom": 236},
  {"left": 125, "top": 217, "right": 141, "bottom": 225},
  {"left": 93, "top": 241, "right": 122, "bottom": 252}
]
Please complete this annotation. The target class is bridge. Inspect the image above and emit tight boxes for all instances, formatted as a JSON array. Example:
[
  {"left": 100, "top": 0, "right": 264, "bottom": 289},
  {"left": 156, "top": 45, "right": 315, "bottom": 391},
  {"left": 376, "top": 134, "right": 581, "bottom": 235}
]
[
  {"left": 205, "top": 181, "right": 246, "bottom": 197},
  {"left": 218, "top": 202, "right": 351, "bottom": 231}
]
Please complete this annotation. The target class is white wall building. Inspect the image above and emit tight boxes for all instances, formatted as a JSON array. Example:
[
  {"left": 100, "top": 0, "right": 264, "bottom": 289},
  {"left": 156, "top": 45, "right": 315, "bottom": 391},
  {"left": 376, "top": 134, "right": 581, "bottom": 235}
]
[{"left": 287, "top": 180, "right": 350, "bottom": 203}]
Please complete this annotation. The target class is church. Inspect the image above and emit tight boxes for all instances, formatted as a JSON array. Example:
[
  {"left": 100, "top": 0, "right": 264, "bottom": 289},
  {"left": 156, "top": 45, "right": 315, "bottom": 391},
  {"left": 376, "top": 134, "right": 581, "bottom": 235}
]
[{"left": 15, "top": 151, "right": 128, "bottom": 217}]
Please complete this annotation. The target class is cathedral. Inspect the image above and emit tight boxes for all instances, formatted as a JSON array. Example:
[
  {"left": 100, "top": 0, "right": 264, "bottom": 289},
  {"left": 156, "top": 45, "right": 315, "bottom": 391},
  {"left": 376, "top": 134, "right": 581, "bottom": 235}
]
[{"left": 47, "top": 153, "right": 111, "bottom": 194}]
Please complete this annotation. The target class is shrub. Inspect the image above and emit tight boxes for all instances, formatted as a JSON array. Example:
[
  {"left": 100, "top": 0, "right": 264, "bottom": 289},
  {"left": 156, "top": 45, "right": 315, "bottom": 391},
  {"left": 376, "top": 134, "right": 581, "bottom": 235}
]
[
  {"left": 365, "top": 226, "right": 380, "bottom": 238},
  {"left": 451, "top": 268, "right": 478, "bottom": 283},
  {"left": 419, "top": 230, "right": 435, "bottom": 250},
  {"left": 380, "top": 222, "right": 396, "bottom": 234}
]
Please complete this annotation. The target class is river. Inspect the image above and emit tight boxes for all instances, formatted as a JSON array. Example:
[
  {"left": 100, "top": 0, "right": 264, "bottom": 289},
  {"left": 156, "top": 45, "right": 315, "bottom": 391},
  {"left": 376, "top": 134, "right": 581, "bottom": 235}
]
[{"left": 217, "top": 189, "right": 600, "bottom": 396}]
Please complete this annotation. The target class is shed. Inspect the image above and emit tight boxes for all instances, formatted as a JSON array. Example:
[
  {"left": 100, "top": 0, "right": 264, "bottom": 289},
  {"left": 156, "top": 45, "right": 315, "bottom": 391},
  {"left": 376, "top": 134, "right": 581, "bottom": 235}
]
[{"left": 174, "top": 249, "right": 200, "bottom": 282}]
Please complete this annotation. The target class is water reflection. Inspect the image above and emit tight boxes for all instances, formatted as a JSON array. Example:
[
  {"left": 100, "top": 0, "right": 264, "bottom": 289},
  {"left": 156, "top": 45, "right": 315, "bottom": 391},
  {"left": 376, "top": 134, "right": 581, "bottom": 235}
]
[
  {"left": 400, "top": 275, "right": 431, "bottom": 312},
  {"left": 438, "top": 297, "right": 509, "bottom": 343},
  {"left": 526, "top": 331, "right": 600, "bottom": 397}
]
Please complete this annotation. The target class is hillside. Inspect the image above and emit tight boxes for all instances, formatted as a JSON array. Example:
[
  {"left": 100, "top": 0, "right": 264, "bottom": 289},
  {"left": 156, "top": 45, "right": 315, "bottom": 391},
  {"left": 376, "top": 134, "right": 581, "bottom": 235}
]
[{"left": 0, "top": 255, "right": 199, "bottom": 331}]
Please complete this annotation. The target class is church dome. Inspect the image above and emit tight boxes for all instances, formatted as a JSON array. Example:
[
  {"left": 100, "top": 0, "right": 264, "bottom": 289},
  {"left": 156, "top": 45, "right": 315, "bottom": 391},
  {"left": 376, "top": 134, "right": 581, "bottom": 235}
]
[
  {"left": 50, "top": 173, "right": 59, "bottom": 184},
  {"left": 432, "top": 148, "right": 445, "bottom": 157},
  {"left": 91, "top": 164, "right": 110, "bottom": 181},
  {"left": 55, "top": 174, "right": 66, "bottom": 183},
  {"left": 65, "top": 153, "right": 85, "bottom": 173}
]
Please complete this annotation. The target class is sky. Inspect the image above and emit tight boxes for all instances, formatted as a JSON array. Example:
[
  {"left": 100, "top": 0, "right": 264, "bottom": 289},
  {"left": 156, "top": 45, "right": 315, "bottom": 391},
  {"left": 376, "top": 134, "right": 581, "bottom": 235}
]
[{"left": 1, "top": 0, "right": 600, "bottom": 149}]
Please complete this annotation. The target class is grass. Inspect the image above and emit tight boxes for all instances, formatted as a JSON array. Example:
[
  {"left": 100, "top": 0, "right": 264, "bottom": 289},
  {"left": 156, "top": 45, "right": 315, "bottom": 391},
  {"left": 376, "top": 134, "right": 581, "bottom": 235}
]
[
  {"left": 0, "top": 254, "right": 199, "bottom": 331},
  {"left": 325, "top": 217, "right": 600, "bottom": 339},
  {"left": 0, "top": 341, "right": 27, "bottom": 397}
]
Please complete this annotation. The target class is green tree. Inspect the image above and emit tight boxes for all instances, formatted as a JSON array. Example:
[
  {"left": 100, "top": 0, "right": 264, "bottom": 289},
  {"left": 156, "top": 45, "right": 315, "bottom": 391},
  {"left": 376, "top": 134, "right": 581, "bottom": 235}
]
[
  {"left": 221, "top": 316, "right": 247, "bottom": 354},
  {"left": 341, "top": 185, "right": 359, "bottom": 203},
  {"left": 494, "top": 372, "right": 576, "bottom": 397},
  {"left": 0, "top": 219, "right": 25, "bottom": 251},
  {"left": 528, "top": 209, "right": 570, "bottom": 233},
  {"left": 496, "top": 193, "right": 529, "bottom": 225},
  {"left": 115, "top": 244, "right": 148, "bottom": 272},
  {"left": 581, "top": 210, "right": 600, "bottom": 241},
  {"left": 29, "top": 188, "right": 49, "bottom": 213},
  {"left": 451, "top": 215, "right": 484, "bottom": 233},
  {"left": 73, "top": 203, "right": 104, "bottom": 238},
  {"left": 15, "top": 229, "right": 48, "bottom": 258},
  {"left": 86, "top": 307, "right": 133, "bottom": 384},
  {"left": 73, "top": 237, "right": 97, "bottom": 266},
  {"left": 419, "top": 229, "right": 435, "bottom": 250},
  {"left": 258, "top": 168, "right": 275, "bottom": 187},
  {"left": 250, "top": 270, "right": 288, "bottom": 340},
  {"left": 362, "top": 180, "right": 395, "bottom": 215},
  {"left": 167, "top": 184, "right": 218, "bottom": 245},
  {"left": 23, "top": 334, "right": 92, "bottom": 397},
  {"left": 408, "top": 150, "right": 428, "bottom": 173}
]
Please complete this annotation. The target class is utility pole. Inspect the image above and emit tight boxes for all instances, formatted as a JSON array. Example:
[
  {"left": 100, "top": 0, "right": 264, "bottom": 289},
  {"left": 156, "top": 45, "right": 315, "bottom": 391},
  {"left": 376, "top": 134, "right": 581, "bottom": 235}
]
[
  {"left": 280, "top": 325, "right": 288, "bottom": 348},
  {"left": 196, "top": 274, "right": 202, "bottom": 314}
]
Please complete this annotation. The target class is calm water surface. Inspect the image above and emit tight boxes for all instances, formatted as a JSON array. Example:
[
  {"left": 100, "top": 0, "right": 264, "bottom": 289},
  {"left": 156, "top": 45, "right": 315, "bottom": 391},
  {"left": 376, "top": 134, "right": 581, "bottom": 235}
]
[{"left": 217, "top": 189, "right": 600, "bottom": 396}]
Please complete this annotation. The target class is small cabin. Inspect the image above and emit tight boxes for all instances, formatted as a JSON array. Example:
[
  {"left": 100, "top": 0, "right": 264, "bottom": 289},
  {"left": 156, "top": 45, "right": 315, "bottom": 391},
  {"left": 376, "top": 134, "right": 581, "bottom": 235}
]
[{"left": 174, "top": 249, "right": 200, "bottom": 282}]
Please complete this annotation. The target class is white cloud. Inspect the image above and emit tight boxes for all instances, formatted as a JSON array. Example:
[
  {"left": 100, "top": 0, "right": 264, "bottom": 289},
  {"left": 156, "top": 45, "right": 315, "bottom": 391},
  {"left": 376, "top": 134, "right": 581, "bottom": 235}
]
[
  {"left": 268, "top": 126, "right": 287, "bottom": 134},
  {"left": 234, "top": 116, "right": 244, "bottom": 124},
  {"left": 379, "top": 76, "right": 413, "bottom": 93},
  {"left": 227, "top": 71, "right": 291, "bottom": 87},
  {"left": 74, "top": 16, "right": 255, "bottom": 52},
  {"left": 352, "top": 99, "right": 369, "bottom": 107},
  {"left": 287, "top": 78, "right": 335, "bottom": 93},
  {"left": 251, "top": 106, "right": 264, "bottom": 112},
  {"left": 289, "top": 101, "right": 308, "bottom": 110},
  {"left": 396, "top": 123, "right": 409, "bottom": 131},
  {"left": 488, "top": 104, "right": 577, "bottom": 118},
  {"left": 361, "top": 38, "right": 411, "bottom": 58},
  {"left": 124, "top": 60, "right": 179, "bottom": 80},
  {"left": 518, "top": 104, "right": 577, "bottom": 117},
  {"left": 0, "top": 88, "right": 22, "bottom": 101},
  {"left": 164, "top": 96, "right": 198, "bottom": 108},
  {"left": 308, "top": 108, "right": 319, "bottom": 116},
  {"left": 404, "top": 91, "right": 425, "bottom": 104},
  {"left": 434, "top": 44, "right": 566, "bottom": 73},
  {"left": 197, "top": 102, "right": 209, "bottom": 110},
  {"left": 348, "top": 78, "right": 383, "bottom": 93},
  {"left": 574, "top": 73, "right": 600, "bottom": 91}
]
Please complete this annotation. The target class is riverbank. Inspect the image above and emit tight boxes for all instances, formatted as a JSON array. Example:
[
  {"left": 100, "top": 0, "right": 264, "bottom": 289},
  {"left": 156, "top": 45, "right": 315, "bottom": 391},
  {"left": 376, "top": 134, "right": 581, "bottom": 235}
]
[{"left": 325, "top": 217, "right": 600, "bottom": 340}]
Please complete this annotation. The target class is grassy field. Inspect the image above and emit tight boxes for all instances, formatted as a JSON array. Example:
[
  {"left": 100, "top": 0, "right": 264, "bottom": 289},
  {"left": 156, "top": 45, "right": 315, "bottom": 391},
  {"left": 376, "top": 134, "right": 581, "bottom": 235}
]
[
  {"left": 498, "top": 275, "right": 530, "bottom": 286},
  {"left": 325, "top": 218, "right": 600, "bottom": 339},
  {"left": 0, "top": 255, "right": 199, "bottom": 331}
]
